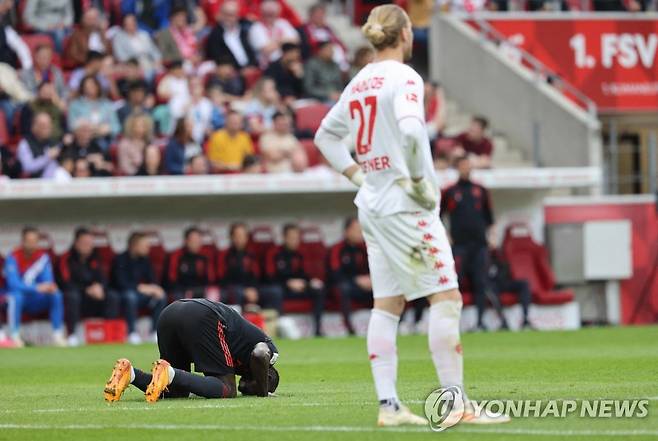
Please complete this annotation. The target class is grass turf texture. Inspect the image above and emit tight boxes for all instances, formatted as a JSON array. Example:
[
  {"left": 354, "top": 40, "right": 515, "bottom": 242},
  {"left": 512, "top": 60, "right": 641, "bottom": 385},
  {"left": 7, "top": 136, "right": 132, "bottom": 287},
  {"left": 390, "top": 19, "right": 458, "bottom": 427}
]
[{"left": 1, "top": 326, "right": 657, "bottom": 441}]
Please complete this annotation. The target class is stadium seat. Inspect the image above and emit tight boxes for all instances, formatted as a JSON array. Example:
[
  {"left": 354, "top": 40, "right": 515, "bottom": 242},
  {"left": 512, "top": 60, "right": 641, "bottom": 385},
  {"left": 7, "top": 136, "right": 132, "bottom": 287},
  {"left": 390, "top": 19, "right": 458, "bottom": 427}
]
[
  {"left": 242, "top": 67, "right": 262, "bottom": 90},
  {"left": 502, "top": 223, "right": 574, "bottom": 305},
  {"left": 295, "top": 103, "right": 330, "bottom": 134},
  {"left": 141, "top": 230, "right": 168, "bottom": 285},
  {"left": 247, "top": 226, "right": 276, "bottom": 279},
  {"left": 199, "top": 229, "right": 220, "bottom": 284},
  {"left": 300, "top": 139, "right": 322, "bottom": 167},
  {"left": 299, "top": 226, "right": 327, "bottom": 282},
  {"left": 0, "top": 110, "right": 9, "bottom": 146}
]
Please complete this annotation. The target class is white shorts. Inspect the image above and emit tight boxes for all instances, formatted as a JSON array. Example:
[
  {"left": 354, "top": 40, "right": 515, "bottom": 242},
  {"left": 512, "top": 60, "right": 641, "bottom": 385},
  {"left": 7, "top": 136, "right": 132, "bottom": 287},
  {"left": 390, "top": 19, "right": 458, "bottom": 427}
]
[{"left": 358, "top": 208, "right": 459, "bottom": 301}]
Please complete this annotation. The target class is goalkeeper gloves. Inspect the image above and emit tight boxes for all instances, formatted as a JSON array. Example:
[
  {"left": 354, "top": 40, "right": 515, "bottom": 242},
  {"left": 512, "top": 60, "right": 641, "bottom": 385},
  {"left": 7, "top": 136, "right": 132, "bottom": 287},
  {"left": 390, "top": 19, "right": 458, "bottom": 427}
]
[{"left": 396, "top": 177, "right": 438, "bottom": 211}]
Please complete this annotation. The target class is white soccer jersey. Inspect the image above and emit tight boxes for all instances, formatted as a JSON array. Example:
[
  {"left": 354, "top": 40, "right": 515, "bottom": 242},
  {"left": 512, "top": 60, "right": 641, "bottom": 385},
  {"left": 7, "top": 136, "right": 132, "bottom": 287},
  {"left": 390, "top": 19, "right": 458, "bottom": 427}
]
[{"left": 318, "top": 60, "right": 438, "bottom": 216}]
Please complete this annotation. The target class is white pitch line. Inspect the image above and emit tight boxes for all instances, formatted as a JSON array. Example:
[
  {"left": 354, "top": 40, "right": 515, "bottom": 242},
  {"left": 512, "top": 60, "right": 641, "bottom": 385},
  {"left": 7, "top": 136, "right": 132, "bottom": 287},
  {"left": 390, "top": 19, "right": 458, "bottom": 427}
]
[{"left": 0, "top": 423, "right": 658, "bottom": 437}]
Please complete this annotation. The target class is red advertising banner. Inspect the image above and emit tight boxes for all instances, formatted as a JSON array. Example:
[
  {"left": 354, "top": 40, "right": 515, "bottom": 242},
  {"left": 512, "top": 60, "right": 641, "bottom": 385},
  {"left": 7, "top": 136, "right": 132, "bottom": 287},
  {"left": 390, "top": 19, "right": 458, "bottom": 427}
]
[{"left": 474, "top": 18, "right": 658, "bottom": 112}]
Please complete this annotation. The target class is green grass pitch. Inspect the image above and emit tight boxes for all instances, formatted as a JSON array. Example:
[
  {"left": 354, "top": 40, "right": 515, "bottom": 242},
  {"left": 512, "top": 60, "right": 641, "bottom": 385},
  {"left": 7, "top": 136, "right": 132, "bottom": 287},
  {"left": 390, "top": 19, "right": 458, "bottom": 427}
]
[{"left": 1, "top": 326, "right": 657, "bottom": 441}]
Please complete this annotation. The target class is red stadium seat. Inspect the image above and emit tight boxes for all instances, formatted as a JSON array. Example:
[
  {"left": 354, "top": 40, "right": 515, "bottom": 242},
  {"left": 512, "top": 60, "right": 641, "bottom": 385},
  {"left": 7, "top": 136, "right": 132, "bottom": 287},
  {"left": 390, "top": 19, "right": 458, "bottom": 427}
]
[
  {"left": 247, "top": 225, "right": 276, "bottom": 274},
  {"left": 242, "top": 67, "right": 262, "bottom": 90},
  {"left": 0, "top": 110, "right": 9, "bottom": 146},
  {"left": 295, "top": 103, "right": 330, "bottom": 133},
  {"left": 299, "top": 226, "right": 327, "bottom": 282},
  {"left": 502, "top": 223, "right": 574, "bottom": 305},
  {"left": 300, "top": 139, "right": 322, "bottom": 167},
  {"left": 141, "top": 230, "right": 168, "bottom": 285}
]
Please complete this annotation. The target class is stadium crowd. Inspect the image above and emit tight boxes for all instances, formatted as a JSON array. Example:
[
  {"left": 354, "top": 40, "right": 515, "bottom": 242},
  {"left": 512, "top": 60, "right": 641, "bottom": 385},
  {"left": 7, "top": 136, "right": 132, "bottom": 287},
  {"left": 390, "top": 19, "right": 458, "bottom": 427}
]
[{"left": 0, "top": 0, "right": 505, "bottom": 181}]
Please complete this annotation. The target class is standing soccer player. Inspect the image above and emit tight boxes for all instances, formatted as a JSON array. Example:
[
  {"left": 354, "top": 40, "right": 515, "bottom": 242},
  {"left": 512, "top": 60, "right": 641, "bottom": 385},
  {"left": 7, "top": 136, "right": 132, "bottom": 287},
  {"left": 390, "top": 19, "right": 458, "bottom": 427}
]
[{"left": 314, "top": 5, "right": 509, "bottom": 427}]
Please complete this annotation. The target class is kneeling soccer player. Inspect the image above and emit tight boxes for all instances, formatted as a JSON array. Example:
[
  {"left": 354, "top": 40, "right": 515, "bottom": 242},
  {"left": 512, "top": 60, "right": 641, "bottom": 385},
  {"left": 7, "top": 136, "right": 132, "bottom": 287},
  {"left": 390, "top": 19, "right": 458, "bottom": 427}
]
[{"left": 103, "top": 299, "right": 279, "bottom": 402}]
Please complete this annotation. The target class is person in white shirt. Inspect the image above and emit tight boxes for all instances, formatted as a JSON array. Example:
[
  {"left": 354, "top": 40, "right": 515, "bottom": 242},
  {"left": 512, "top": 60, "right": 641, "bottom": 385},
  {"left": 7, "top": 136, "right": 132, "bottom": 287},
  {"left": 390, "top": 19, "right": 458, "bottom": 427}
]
[
  {"left": 157, "top": 61, "right": 190, "bottom": 121},
  {"left": 314, "top": 4, "right": 510, "bottom": 428},
  {"left": 248, "top": 0, "right": 299, "bottom": 67}
]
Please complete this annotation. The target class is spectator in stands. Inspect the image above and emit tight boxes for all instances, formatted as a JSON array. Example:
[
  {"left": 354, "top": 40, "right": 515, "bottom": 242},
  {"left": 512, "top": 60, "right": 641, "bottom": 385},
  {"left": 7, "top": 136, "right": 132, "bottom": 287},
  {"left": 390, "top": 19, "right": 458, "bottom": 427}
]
[
  {"left": 241, "top": 154, "right": 262, "bottom": 173},
  {"left": 165, "top": 117, "right": 202, "bottom": 174},
  {"left": 454, "top": 116, "right": 493, "bottom": 169},
  {"left": 188, "top": 154, "right": 210, "bottom": 175},
  {"left": 4, "top": 226, "right": 65, "bottom": 347},
  {"left": 64, "top": 119, "right": 114, "bottom": 176},
  {"left": 303, "top": 40, "right": 343, "bottom": 103},
  {"left": 205, "top": 0, "right": 258, "bottom": 70},
  {"left": 249, "top": 0, "right": 299, "bottom": 67},
  {"left": 217, "top": 222, "right": 261, "bottom": 307},
  {"left": 263, "top": 42, "right": 304, "bottom": 103},
  {"left": 425, "top": 80, "right": 446, "bottom": 141},
  {"left": 111, "top": 231, "right": 167, "bottom": 345},
  {"left": 489, "top": 248, "right": 532, "bottom": 329},
  {"left": 121, "top": 0, "right": 170, "bottom": 34},
  {"left": 438, "top": 0, "right": 489, "bottom": 12},
  {"left": 329, "top": 217, "right": 371, "bottom": 335},
  {"left": 206, "top": 110, "right": 254, "bottom": 172},
  {"left": 155, "top": 6, "right": 198, "bottom": 66},
  {"left": 263, "top": 223, "right": 326, "bottom": 336},
  {"left": 136, "top": 144, "right": 163, "bottom": 176},
  {"left": 244, "top": 77, "right": 283, "bottom": 134},
  {"left": 68, "top": 75, "right": 120, "bottom": 151},
  {"left": 22, "top": 0, "right": 74, "bottom": 52},
  {"left": 64, "top": 7, "right": 111, "bottom": 68},
  {"left": 19, "top": 81, "right": 66, "bottom": 140},
  {"left": 168, "top": 226, "right": 213, "bottom": 300},
  {"left": 59, "top": 227, "right": 120, "bottom": 346},
  {"left": 0, "top": 0, "right": 32, "bottom": 69},
  {"left": 259, "top": 111, "right": 307, "bottom": 173},
  {"left": 349, "top": 46, "right": 374, "bottom": 79},
  {"left": 297, "top": 3, "right": 348, "bottom": 71},
  {"left": 206, "top": 58, "right": 246, "bottom": 99},
  {"left": 73, "top": 157, "right": 91, "bottom": 178},
  {"left": 440, "top": 156, "right": 497, "bottom": 331},
  {"left": 207, "top": 84, "right": 227, "bottom": 130},
  {"left": 118, "top": 113, "right": 153, "bottom": 175},
  {"left": 17, "top": 112, "right": 61, "bottom": 178},
  {"left": 1, "top": 144, "right": 21, "bottom": 179},
  {"left": 68, "top": 51, "right": 109, "bottom": 96},
  {"left": 19, "top": 45, "right": 67, "bottom": 99},
  {"left": 52, "top": 151, "right": 75, "bottom": 181},
  {"left": 117, "top": 80, "right": 152, "bottom": 126},
  {"left": 593, "top": 0, "right": 645, "bottom": 10},
  {"left": 405, "top": 0, "right": 433, "bottom": 47},
  {"left": 112, "top": 13, "right": 162, "bottom": 78},
  {"left": 187, "top": 77, "right": 213, "bottom": 144},
  {"left": 157, "top": 60, "right": 190, "bottom": 121}
]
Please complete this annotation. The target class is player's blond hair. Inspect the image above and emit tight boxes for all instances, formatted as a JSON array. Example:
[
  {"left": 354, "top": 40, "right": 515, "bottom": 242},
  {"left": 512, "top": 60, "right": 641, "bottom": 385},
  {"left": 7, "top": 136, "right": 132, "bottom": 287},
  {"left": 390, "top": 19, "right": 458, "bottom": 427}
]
[{"left": 361, "top": 5, "right": 409, "bottom": 50}]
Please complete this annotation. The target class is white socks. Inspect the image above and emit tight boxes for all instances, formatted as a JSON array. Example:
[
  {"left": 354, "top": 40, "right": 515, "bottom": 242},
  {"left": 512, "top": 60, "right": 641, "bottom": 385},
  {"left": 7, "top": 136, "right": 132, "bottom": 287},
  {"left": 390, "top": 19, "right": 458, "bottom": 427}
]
[
  {"left": 428, "top": 300, "right": 466, "bottom": 398},
  {"left": 130, "top": 366, "right": 136, "bottom": 383},
  {"left": 367, "top": 309, "right": 401, "bottom": 407}
]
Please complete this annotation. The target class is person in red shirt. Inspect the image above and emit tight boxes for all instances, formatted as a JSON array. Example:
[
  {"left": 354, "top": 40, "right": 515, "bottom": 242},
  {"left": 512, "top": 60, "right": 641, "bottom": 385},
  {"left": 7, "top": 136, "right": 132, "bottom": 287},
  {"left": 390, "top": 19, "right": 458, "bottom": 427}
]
[{"left": 453, "top": 116, "right": 493, "bottom": 169}]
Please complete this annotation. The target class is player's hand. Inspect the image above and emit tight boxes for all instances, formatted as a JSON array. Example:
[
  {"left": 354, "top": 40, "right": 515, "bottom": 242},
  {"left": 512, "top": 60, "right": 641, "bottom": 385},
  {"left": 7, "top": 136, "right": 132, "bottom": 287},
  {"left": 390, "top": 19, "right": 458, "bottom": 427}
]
[
  {"left": 287, "top": 279, "right": 306, "bottom": 292},
  {"left": 396, "top": 177, "right": 438, "bottom": 211},
  {"left": 355, "top": 275, "right": 372, "bottom": 291},
  {"left": 36, "top": 282, "right": 57, "bottom": 294}
]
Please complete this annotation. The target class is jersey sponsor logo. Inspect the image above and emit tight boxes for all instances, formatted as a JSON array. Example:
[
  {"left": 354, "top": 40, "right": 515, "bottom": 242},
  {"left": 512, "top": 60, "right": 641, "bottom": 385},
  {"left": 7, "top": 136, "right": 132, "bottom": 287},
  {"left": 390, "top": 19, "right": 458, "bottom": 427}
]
[
  {"left": 350, "top": 76, "right": 385, "bottom": 94},
  {"left": 358, "top": 155, "right": 391, "bottom": 173}
]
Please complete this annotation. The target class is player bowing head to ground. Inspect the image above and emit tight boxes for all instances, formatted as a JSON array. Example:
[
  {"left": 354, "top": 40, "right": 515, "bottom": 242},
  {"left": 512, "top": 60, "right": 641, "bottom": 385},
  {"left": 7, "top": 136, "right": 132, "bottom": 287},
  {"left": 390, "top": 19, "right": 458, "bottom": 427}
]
[
  {"left": 104, "top": 299, "right": 279, "bottom": 403},
  {"left": 314, "top": 4, "right": 510, "bottom": 427}
]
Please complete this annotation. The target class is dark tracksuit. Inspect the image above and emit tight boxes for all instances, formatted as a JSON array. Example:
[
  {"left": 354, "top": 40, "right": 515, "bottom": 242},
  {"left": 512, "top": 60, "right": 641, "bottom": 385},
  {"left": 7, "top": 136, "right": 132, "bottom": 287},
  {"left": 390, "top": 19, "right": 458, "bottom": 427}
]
[
  {"left": 167, "top": 248, "right": 213, "bottom": 300},
  {"left": 111, "top": 251, "right": 167, "bottom": 334},
  {"left": 131, "top": 299, "right": 279, "bottom": 399},
  {"left": 441, "top": 178, "right": 495, "bottom": 327},
  {"left": 217, "top": 246, "right": 262, "bottom": 307},
  {"left": 328, "top": 240, "right": 371, "bottom": 334},
  {"left": 263, "top": 246, "right": 326, "bottom": 336},
  {"left": 58, "top": 248, "right": 120, "bottom": 334}
]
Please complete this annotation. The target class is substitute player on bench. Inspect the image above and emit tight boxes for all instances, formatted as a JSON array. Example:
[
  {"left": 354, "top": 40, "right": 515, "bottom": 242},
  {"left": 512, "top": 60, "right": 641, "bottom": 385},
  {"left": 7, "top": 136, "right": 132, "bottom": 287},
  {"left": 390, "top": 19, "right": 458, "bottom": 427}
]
[
  {"left": 103, "top": 299, "right": 279, "bottom": 402},
  {"left": 314, "top": 5, "right": 509, "bottom": 427}
]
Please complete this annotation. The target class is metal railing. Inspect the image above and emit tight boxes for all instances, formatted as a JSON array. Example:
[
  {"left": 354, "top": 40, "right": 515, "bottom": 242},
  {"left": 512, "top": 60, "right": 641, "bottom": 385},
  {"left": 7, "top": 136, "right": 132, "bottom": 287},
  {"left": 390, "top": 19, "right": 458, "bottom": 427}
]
[{"left": 469, "top": 17, "right": 598, "bottom": 118}]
